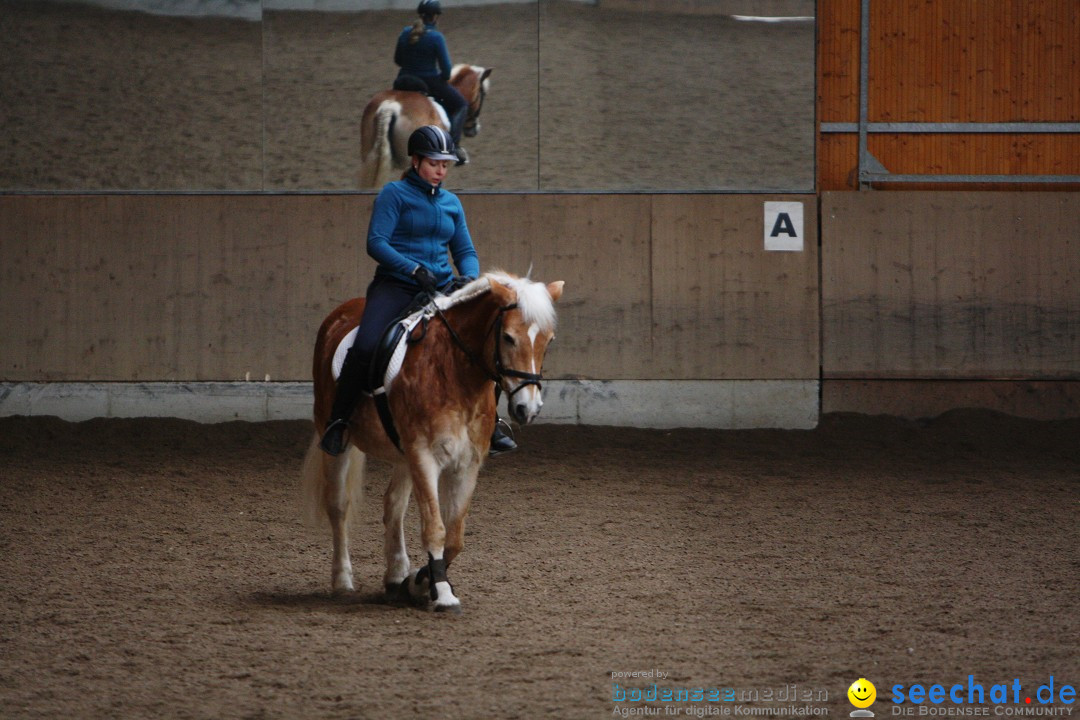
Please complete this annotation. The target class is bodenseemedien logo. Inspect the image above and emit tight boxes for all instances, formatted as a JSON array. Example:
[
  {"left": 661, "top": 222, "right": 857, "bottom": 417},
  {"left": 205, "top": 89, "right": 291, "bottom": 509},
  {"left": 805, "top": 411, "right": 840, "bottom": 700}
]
[{"left": 849, "top": 679, "right": 878, "bottom": 718}]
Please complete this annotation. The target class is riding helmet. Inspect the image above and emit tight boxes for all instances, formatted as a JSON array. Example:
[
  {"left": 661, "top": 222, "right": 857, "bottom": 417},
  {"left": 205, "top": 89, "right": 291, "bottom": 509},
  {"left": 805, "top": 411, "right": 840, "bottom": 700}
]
[
  {"left": 417, "top": 0, "right": 441, "bottom": 16},
  {"left": 407, "top": 125, "right": 458, "bottom": 161}
]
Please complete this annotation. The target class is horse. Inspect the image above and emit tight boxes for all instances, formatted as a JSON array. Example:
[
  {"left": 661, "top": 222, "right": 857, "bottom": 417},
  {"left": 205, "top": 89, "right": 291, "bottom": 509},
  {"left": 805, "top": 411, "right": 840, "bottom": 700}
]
[
  {"left": 301, "top": 271, "right": 564, "bottom": 612},
  {"left": 358, "top": 64, "right": 493, "bottom": 188}
]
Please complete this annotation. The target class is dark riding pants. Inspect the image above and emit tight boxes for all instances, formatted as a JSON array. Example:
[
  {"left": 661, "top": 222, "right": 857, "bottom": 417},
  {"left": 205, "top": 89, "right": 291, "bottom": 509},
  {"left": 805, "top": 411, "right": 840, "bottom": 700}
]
[
  {"left": 350, "top": 274, "right": 426, "bottom": 365},
  {"left": 424, "top": 78, "right": 468, "bottom": 145}
]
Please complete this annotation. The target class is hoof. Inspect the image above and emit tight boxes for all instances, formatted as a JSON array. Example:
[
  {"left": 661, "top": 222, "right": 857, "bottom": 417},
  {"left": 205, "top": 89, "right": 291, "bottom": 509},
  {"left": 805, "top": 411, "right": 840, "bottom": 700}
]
[
  {"left": 433, "top": 602, "right": 462, "bottom": 615},
  {"left": 332, "top": 574, "right": 355, "bottom": 595}
]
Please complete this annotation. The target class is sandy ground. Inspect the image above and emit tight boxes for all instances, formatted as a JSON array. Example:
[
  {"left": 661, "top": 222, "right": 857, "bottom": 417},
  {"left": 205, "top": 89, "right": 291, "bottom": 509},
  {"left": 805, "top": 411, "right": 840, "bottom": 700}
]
[
  {"left": 1, "top": 412, "right": 1077, "bottom": 718},
  {"left": 2, "top": 1, "right": 814, "bottom": 191}
]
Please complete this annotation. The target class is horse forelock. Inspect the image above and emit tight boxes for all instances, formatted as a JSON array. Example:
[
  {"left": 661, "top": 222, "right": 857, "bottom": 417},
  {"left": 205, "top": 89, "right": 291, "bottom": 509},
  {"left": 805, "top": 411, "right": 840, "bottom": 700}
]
[
  {"left": 484, "top": 271, "right": 557, "bottom": 332},
  {"left": 451, "top": 64, "right": 487, "bottom": 102}
]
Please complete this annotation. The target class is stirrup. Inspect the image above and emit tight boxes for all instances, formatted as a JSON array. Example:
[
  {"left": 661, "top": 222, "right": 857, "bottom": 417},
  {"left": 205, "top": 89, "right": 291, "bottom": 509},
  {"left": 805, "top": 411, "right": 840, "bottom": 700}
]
[
  {"left": 319, "top": 419, "right": 350, "bottom": 456},
  {"left": 489, "top": 418, "right": 517, "bottom": 457},
  {"left": 454, "top": 146, "right": 469, "bottom": 167}
]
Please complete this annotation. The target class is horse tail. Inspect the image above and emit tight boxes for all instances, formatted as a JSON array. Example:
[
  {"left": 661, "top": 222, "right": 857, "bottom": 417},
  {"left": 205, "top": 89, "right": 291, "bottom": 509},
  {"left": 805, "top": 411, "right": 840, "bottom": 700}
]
[
  {"left": 360, "top": 100, "right": 399, "bottom": 188},
  {"left": 300, "top": 433, "right": 365, "bottom": 529}
]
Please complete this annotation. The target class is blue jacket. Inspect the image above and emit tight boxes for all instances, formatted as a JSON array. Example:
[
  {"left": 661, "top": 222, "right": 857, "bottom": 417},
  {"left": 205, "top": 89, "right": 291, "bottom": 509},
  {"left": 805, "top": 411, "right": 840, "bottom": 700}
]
[
  {"left": 367, "top": 170, "right": 480, "bottom": 287},
  {"left": 394, "top": 24, "right": 452, "bottom": 81}
]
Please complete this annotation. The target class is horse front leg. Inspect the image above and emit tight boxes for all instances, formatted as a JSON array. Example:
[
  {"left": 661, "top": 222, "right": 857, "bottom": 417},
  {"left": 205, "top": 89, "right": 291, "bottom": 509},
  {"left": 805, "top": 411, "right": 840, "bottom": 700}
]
[
  {"left": 441, "top": 462, "right": 480, "bottom": 569},
  {"left": 406, "top": 450, "right": 461, "bottom": 613},
  {"left": 382, "top": 464, "right": 412, "bottom": 599}
]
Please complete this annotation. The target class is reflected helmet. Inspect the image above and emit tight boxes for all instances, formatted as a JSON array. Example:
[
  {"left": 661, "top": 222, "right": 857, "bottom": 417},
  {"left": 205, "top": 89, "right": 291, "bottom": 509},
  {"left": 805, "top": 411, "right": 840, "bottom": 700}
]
[
  {"left": 407, "top": 125, "right": 457, "bottom": 161},
  {"left": 417, "top": 0, "right": 442, "bottom": 16}
]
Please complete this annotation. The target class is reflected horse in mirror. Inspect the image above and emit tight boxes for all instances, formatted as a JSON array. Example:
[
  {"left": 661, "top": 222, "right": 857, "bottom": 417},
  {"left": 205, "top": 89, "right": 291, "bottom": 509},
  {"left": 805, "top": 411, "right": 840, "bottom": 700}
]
[
  {"left": 358, "top": 64, "right": 493, "bottom": 189},
  {"left": 301, "top": 272, "right": 563, "bottom": 612}
]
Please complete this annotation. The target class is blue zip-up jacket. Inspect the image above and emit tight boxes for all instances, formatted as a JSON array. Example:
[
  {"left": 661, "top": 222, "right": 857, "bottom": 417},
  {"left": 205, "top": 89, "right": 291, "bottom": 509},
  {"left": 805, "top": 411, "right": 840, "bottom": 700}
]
[
  {"left": 394, "top": 24, "right": 452, "bottom": 82},
  {"left": 367, "top": 170, "right": 479, "bottom": 287}
]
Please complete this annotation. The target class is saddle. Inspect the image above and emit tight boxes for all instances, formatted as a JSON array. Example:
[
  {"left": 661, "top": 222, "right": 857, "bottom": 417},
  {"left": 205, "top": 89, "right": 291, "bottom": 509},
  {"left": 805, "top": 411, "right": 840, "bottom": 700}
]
[
  {"left": 331, "top": 279, "right": 490, "bottom": 452},
  {"left": 392, "top": 74, "right": 430, "bottom": 95}
]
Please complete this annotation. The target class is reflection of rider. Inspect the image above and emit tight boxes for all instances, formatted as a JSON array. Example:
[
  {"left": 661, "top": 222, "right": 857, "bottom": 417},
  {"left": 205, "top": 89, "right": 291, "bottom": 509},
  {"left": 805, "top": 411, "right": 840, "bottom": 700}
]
[
  {"left": 320, "top": 126, "right": 517, "bottom": 458},
  {"left": 395, "top": 0, "right": 469, "bottom": 166}
]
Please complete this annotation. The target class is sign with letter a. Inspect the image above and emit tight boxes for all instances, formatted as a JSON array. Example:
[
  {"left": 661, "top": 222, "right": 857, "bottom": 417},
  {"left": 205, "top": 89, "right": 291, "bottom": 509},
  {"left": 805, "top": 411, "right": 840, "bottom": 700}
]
[{"left": 764, "top": 201, "right": 804, "bottom": 252}]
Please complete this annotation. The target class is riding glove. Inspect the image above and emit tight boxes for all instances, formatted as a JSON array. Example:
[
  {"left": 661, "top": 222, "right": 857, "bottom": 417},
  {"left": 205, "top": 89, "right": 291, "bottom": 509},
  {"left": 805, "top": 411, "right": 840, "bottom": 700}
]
[{"left": 413, "top": 265, "right": 438, "bottom": 296}]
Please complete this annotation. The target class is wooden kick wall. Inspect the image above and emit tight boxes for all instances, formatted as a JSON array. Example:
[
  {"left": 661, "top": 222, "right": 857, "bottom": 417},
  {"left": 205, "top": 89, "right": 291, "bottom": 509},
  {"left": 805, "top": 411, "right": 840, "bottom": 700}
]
[
  {"left": 818, "top": 0, "right": 1080, "bottom": 190},
  {"left": 821, "top": 191, "right": 1080, "bottom": 418},
  {"left": 0, "top": 194, "right": 820, "bottom": 384}
]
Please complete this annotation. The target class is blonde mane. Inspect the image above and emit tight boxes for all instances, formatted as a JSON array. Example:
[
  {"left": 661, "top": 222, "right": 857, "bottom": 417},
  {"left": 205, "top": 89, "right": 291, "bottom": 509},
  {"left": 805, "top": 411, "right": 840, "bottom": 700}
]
[{"left": 447, "top": 271, "right": 557, "bottom": 332}]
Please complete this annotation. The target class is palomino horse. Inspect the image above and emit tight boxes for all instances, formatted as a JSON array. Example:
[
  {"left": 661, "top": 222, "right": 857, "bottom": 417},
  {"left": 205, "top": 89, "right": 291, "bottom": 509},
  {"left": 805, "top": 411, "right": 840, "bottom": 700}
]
[
  {"left": 358, "top": 64, "right": 493, "bottom": 188},
  {"left": 301, "top": 272, "right": 563, "bottom": 612}
]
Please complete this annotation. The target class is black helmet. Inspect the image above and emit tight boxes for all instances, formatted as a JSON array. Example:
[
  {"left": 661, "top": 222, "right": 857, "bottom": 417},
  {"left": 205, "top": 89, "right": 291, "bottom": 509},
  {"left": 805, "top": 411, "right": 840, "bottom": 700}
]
[
  {"left": 407, "top": 125, "right": 457, "bottom": 161},
  {"left": 417, "top": 0, "right": 441, "bottom": 16}
]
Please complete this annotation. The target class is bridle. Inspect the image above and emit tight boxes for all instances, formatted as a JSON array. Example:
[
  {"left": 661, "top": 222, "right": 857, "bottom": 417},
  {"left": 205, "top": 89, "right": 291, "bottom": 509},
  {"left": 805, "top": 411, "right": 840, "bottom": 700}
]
[
  {"left": 463, "top": 85, "right": 486, "bottom": 137},
  {"left": 427, "top": 299, "right": 543, "bottom": 398}
]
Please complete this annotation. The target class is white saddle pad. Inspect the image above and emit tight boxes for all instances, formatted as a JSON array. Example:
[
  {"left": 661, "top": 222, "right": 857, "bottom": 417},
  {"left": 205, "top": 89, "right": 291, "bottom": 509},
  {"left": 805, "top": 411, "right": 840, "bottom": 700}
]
[{"left": 330, "top": 277, "right": 491, "bottom": 391}]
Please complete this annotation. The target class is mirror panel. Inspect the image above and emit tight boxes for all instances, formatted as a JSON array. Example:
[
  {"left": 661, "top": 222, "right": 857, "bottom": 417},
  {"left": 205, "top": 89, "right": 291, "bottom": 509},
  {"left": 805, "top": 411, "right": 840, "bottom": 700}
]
[
  {"left": 0, "top": 0, "right": 263, "bottom": 190},
  {"left": 262, "top": 1, "right": 539, "bottom": 190},
  {"left": 539, "top": 0, "right": 815, "bottom": 191},
  {"left": 0, "top": 0, "right": 813, "bottom": 192}
]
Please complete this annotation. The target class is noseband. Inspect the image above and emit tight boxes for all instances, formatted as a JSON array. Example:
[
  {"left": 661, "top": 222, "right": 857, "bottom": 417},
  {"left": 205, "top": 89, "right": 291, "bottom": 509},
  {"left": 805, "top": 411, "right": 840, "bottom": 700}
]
[
  {"left": 432, "top": 300, "right": 543, "bottom": 398},
  {"left": 463, "top": 87, "right": 486, "bottom": 134}
]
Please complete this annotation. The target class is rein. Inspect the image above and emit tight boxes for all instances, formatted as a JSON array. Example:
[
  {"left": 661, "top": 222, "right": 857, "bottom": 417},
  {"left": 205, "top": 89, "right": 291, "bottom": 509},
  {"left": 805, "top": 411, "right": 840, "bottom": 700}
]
[
  {"left": 463, "top": 87, "right": 486, "bottom": 134},
  {"left": 427, "top": 297, "right": 543, "bottom": 398}
]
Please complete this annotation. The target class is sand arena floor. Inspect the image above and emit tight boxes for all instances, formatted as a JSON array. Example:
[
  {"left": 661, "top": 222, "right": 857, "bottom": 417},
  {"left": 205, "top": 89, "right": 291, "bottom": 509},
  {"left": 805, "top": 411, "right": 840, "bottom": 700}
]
[{"left": 1, "top": 412, "right": 1076, "bottom": 718}]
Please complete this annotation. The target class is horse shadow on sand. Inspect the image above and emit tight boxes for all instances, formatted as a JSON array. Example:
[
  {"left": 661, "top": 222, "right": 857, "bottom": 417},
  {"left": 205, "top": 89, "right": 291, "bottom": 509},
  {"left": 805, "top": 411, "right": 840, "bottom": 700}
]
[{"left": 246, "top": 589, "right": 415, "bottom": 614}]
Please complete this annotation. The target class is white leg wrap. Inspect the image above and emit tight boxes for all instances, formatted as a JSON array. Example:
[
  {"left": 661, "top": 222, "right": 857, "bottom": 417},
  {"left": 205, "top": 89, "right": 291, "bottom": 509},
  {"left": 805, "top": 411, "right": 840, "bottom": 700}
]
[{"left": 432, "top": 581, "right": 459, "bottom": 608}]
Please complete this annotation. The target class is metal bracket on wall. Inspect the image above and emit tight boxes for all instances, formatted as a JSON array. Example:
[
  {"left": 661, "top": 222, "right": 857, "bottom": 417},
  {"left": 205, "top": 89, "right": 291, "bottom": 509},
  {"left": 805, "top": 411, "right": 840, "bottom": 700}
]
[{"left": 853, "top": 0, "right": 1080, "bottom": 188}]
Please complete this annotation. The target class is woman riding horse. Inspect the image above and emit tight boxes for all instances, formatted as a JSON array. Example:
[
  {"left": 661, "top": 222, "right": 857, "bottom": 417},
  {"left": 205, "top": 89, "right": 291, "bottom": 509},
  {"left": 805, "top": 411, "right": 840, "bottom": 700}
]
[
  {"left": 321, "top": 125, "right": 516, "bottom": 457},
  {"left": 395, "top": 0, "right": 469, "bottom": 166}
]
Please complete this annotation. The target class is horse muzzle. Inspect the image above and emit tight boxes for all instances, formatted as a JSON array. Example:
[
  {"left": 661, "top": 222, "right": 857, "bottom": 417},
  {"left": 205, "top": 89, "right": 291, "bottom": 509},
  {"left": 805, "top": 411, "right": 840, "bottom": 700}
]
[{"left": 508, "top": 385, "right": 542, "bottom": 425}]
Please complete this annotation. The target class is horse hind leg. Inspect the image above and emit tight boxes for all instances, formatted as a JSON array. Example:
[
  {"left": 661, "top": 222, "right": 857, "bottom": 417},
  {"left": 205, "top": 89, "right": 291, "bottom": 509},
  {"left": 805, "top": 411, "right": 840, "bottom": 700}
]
[{"left": 301, "top": 433, "right": 365, "bottom": 593}]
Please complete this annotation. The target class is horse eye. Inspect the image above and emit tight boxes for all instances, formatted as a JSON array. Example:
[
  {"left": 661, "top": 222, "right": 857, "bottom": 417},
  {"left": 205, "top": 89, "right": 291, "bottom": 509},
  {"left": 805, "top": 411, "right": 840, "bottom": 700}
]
[{"left": 502, "top": 332, "right": 516, "bottom": 346}]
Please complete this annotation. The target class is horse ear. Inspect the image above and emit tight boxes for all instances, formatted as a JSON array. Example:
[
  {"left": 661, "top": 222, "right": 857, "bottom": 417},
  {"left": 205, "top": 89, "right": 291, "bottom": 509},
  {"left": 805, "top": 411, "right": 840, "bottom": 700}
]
[
  {"left": 488, "top": 277, "right": 515, "bottom": 305},
  {"left": 481, "top": 67, "right": 493, "bottom": 82},
  {"left": 546, "top": 281, "right": 564, "bottom": 303}
]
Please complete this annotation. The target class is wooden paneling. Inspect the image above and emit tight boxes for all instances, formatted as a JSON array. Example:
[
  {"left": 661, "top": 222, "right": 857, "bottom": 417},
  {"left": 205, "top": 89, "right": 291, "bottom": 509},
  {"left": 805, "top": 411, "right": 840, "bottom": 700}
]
[
  {"left": 818, "top": 0, "right": 1080, "bottom": 189},
  {"left": 0, "top": 193, "right": 819, "bottom": 383},
  {"left": 817, "top": 0, "right": 860, "bottom": 125},
  {"left": 869, "top": 1, "right": 1080, "bottom": 123},
  {"left": 650, "top": 196, "right": 818, "bottom": 379},
  {"left": 0, "top": 196, "right": 376, "bottom": 382},
  {"left": 822, "top": 192, "right": 1080, "bottom": 378},
  {"left": 465, "top": 194, "right": 654, "bottom": 379},
  {"left": 821, "top": 133, "right": 1080, "bottom": 191},
  {"left": 823, "top": 380, "right": 1080, "bottom": 420}
]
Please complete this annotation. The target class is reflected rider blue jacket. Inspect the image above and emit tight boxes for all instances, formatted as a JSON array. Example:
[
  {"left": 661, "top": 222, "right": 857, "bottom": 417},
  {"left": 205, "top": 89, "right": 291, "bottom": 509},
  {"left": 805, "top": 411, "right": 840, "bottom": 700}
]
[
  {"left": 367, "top": 169, "right": 480, "bottom": 287},
  {"left": 394, "top": 24, "right": 453, "bottom": 82}
]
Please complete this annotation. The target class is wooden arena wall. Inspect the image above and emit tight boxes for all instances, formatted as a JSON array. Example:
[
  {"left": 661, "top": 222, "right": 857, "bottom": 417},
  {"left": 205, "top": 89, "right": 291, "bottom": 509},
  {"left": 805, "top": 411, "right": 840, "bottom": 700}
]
[
  {"left": 821, "top": 191, "right": 1080, "bottom": 418},
  {"left": 2, "top": 191, "right": 1078, "bottom": 419},
  {"left": 818, "top": 0, "right": 1080, "bottom": 190},
  {"left": 0, "top": 194, "right": 819, "bottom": 383}
]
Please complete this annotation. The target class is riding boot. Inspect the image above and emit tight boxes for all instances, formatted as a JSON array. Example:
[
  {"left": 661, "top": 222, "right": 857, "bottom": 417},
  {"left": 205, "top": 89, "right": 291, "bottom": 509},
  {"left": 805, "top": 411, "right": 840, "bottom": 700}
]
[
  {"left": 489, "top": 386, "right": 517, "bottom": 456},
  {"left": 320, "top": 350, "right": 370, "bottom": 456},
  {"left": 489, "top": 419, "right": 517, "bottom": 457},
  {"left": 454, "top": 146, "right": 469, "bottom": 167}
]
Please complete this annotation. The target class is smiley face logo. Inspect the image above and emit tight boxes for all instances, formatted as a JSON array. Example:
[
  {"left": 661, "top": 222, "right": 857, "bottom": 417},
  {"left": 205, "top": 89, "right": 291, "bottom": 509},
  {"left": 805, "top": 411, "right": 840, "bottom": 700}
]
[{"left": 848, "top": 678, "right": 877, "bottom": 708}]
